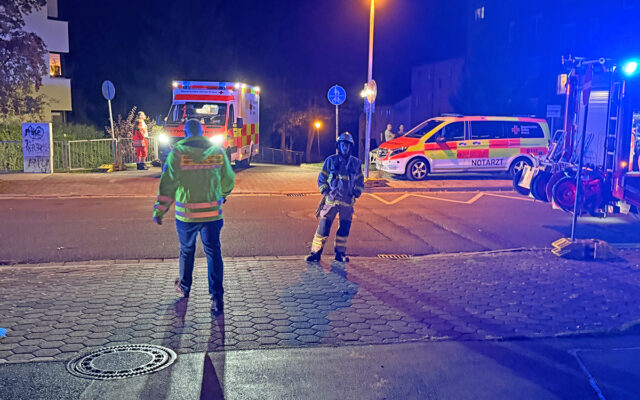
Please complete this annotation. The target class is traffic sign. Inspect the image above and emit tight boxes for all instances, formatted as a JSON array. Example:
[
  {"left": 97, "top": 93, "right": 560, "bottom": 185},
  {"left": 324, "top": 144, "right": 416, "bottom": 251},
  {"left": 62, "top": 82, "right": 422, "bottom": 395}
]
[
  {"left": 546, "top": 104, "right": 561, "bottom": 119},
  {"left": 366, "top": 80, "right": 377, "bottom": 104},
  {"left": 327, "top": 85, "right": 346, "bottom": 106},
  {"left": 101, "top": 80, "right": 115, "bottom": 101}
]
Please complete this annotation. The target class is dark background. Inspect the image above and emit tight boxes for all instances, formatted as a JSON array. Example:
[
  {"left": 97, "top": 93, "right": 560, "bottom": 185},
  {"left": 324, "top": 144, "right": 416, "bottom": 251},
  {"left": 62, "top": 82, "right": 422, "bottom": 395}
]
[{"left": 60, "top": 0, "right": 466, "bottom": 144}]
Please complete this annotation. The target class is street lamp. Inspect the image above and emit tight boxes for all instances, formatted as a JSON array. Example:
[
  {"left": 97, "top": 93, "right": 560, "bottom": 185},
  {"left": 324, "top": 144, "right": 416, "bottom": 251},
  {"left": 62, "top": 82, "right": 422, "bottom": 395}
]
[
  {"left": 314, "top": 121, "right": 322, "bottom": 158},
  {"left": 363, "top": 0, "right": 376, "bottom": 179}
]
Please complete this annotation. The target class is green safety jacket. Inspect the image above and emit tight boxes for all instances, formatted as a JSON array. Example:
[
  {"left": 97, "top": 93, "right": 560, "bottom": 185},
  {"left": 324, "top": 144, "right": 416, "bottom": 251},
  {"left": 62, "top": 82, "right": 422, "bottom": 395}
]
[{"left": 153, "top": 136, "right": 235, "bottom": 223}]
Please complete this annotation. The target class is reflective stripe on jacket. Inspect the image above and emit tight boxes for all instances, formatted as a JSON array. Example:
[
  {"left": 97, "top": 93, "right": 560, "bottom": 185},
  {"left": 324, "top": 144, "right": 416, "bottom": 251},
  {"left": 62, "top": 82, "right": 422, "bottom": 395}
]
[
  {"left": 318, "top": 154, "right": 364, "bottom": 205},
  {"left": 153, "top": 136, "right": 235, "bottom": 223}
]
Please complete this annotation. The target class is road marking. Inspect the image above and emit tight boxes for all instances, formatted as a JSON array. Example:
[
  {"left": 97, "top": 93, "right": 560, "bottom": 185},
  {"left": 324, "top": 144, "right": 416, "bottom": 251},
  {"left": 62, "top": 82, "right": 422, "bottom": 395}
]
[{"left": 365, "top": 192, "right": 532, "bottom": 206}]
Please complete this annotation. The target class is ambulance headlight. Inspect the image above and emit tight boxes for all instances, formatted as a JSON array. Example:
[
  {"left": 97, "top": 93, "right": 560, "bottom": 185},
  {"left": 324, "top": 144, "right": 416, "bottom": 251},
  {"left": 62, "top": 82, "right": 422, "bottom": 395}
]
[
  {"left": 389, "top": 147, "right": 407, "bottom": 157},
  {"left": 209, "top": 135, "right": 224, "bottom": 145},
  {"left": 158, "top": 134, "right": 170, "bottom": 144}
]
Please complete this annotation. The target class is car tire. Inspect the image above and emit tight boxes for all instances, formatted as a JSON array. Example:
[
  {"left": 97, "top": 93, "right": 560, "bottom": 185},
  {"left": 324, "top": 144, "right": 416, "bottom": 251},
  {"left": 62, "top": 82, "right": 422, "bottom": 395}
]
[
  {"left": 545, "top": 172, "right": 566, "bottom": 205},
  {"left": 552, "top": 176, "right": 577, "bottom": 212},
  {"left": 405, "top": 158, "right": 429, "bottom": 181},
  {"left": 530, "top": 171, "right": 551, "bottom": 202},
  {"left": 509, "top": 157, "right": 533, "bottom": 177}
]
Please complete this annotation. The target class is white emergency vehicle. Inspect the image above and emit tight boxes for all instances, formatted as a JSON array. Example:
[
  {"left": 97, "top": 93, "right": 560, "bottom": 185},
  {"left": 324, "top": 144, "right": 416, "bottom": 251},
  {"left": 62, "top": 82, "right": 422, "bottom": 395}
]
[{"left": 158, "top": 81, "right": 260, "bottom": 166}]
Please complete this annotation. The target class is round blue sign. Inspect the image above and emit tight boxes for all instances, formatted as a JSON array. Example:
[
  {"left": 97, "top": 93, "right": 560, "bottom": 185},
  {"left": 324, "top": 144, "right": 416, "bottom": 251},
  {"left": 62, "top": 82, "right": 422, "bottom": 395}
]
[
  {"left": 327, "top": 85, "right": 346, "bottom": 106},
  {"left": 101, "top": 80, "right": 115, "bottom": 101}
]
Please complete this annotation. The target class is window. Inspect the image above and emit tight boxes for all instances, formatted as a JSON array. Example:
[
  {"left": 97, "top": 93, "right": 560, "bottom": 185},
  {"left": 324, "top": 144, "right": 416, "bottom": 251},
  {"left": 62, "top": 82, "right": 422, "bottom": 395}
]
[
  {"left": 474, "top": 6, "right": 485, "bottom": 21},
  {"left": 471, "top": 121, "right": 505, "bottom": 140},
  {"left": 407, "top": 119, "right": 444, "bottom": 139},
  {"left": 507, "top": 122, "right": 544, "bottom": 138},
  {"left": 441, "top": 122, "right": 465, "bottom": 141},
  {"left": 49, "top": 53, "right": 62, "bottom": 77},
  {"left": 532, "top": 14, "right": 543, "bottom": 38}
]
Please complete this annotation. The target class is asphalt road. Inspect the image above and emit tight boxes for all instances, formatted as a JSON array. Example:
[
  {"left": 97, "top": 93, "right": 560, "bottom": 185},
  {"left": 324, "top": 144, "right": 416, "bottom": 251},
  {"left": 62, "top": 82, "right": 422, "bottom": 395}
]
[{"left": 2, "top": 191, "right": 640, "bottom": 264}]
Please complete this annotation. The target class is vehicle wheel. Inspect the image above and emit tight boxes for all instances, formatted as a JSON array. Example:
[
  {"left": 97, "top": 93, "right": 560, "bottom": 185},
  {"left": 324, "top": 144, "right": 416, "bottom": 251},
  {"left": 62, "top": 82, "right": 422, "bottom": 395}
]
[
  {"left": 530, "top": 171, "right": 551, "bottom": 202},
  {"left": 545, "top": 172, "right": 566, "bottom": 205},
  {"left": 405, "top": 158, "right": 429, "bottom": 181},
  {"left": 512, "top": 169, "right": 530, "bottom": 196},
  {"left": 509, "top": 157, "right": 533, "bottom": 177},
  {"left": 552, "top": 176, "right": 578, "bottom": 212}
]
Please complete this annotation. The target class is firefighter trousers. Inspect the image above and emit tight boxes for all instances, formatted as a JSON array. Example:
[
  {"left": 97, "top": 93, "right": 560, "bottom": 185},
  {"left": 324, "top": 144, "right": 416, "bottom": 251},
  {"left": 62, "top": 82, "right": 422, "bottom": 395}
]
[{"left": 311, "top": 203, "right": 353, "bottom": 254}]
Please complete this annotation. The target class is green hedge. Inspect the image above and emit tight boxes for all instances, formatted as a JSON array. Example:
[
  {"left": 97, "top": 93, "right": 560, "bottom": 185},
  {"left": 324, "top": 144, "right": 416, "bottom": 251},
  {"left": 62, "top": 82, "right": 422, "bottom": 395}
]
[{"left": 0, "top": 122, "right": 108, "bottom": 172}]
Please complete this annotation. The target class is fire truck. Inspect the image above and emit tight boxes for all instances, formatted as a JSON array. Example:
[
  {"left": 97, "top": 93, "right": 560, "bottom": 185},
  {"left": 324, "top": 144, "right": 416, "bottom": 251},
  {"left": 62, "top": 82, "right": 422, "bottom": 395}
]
[
  {"left": 514, "top": 56, "right": 640, "bottom": 218},
  {"left": 158, "top": 80, "right": 260, "bottom": 166}
]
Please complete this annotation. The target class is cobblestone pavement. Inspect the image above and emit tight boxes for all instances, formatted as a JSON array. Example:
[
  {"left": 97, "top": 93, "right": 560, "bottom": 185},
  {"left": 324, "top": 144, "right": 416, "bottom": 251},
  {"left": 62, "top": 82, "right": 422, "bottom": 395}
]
[{"left": 2, "top": 249, "right": 640, "bottom": 364}]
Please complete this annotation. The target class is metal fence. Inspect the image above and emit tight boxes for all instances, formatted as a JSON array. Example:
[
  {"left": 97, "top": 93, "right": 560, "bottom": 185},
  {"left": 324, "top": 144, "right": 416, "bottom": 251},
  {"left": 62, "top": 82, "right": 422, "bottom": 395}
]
[
  {"left": 254, "top": 146, "right": 304, "bottom": 165},
  {"left": 0, "top": 137, "right": 160, "bottom": 172}
]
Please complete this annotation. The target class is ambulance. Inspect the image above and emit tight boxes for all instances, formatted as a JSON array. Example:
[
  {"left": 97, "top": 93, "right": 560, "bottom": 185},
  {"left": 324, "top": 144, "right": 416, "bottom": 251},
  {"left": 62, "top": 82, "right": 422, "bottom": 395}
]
[
  {"left": 158, "top": 80, "right": 260, "bottom": 166},
  {"left": 375, "top": 115, "right": 550, "bottom": 180}
]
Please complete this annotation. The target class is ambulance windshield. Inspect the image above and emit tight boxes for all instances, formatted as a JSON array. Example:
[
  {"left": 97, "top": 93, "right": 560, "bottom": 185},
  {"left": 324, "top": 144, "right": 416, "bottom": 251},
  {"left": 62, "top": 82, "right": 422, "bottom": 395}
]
[
  {"left": 404, "top": 119, "right": 444, "bottom": 138},
  {"left": 168, "top": 102, "right": 228, "bottom": 126}
]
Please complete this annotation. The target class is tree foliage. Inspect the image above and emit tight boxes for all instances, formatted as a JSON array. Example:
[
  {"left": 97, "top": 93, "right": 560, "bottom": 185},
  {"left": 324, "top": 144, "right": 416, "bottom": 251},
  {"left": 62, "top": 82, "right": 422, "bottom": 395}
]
[{"left": 0, "top": 0, "right": 48, "bottom": 119}]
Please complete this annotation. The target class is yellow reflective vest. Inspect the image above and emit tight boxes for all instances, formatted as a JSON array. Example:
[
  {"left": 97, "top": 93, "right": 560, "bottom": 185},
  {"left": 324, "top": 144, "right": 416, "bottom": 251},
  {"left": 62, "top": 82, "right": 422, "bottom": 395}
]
[{"left": 153, "top": 136, "right": 235, "bottom": 223}]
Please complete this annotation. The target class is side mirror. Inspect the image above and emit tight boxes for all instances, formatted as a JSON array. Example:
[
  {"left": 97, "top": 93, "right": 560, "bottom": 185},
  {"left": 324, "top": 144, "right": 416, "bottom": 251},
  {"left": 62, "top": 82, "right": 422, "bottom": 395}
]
[{"left": 236, "top": 117, "right": 243, "bottom": 129}]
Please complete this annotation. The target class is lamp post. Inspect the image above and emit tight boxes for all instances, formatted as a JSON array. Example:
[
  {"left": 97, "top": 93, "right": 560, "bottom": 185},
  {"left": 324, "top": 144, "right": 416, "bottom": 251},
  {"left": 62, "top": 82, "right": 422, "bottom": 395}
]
[
  {"left": 364, "top": 0, "right": 375, "bottom": 179},
  {"left": 314, "top": 121, "right": 322, "bottom": 158}
]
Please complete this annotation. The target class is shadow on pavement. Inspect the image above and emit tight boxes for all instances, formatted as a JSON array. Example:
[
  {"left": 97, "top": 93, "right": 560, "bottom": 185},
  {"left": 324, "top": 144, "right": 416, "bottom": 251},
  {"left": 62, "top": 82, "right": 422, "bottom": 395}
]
[{"left": 280, "top": 261, "right": 359, "bottom": 345}]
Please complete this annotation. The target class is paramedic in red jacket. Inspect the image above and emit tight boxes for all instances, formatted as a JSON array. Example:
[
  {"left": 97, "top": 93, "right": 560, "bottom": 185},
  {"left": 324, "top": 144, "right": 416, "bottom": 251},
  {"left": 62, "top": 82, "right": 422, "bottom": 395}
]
[{"left": 132, "top": 111, "right": 149, "bottom": 170}]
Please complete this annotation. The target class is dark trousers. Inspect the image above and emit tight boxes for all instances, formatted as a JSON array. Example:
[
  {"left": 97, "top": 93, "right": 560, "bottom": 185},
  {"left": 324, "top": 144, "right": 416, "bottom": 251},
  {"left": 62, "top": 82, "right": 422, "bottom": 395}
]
[{"left": 176, "top": 219, "right": 224, "bottom": 300}]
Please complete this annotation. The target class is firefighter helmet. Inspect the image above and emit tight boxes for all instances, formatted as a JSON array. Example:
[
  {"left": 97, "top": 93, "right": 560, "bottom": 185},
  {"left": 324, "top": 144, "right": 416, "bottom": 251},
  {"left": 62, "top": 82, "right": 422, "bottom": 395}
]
[{"left": 336, "top": 132, "right": 355, "bottom": 146}]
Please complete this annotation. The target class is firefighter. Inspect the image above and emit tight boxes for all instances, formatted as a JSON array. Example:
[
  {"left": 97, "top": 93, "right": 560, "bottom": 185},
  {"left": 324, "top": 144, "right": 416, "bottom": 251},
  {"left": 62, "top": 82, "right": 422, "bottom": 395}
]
[
  {"left": 153, "top": 119, "right": 235, "bottom": 314},
  {"left": 132, "top": 111, "right": 149, "bottom": 170},
  {"left": 306, "top": 132, "right": 365, "bottom": 263}
]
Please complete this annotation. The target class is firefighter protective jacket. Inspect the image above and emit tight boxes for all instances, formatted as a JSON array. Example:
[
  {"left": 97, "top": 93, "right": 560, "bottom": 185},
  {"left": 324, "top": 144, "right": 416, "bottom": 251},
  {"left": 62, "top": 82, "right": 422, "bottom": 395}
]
[
  {"left": 318, "top": 154, "right": 365, "bottom": 206},
  {"left": 154, "top": 136, "right": 235, "bottom": 223}
]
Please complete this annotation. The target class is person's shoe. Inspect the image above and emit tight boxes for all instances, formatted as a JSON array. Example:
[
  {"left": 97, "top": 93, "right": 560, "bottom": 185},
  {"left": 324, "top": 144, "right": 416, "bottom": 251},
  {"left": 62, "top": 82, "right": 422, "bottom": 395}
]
[
  {"left": 174, "top": 278, "right": 188, "bottom": 298},
  {"left": 211, "top": 297, "right": 224, "bottom": 315},
  {"left": 306, "top": 251, "right": 322, "bottom": 262},
  {"left": 334, "top": 252, "right": 349, "bottom": 263},
  {"left": 136, "top": 162, "right": 143, "bottom": 170},
  {"left": 141, "top": 163, "right": 149, "bottom": 170}
]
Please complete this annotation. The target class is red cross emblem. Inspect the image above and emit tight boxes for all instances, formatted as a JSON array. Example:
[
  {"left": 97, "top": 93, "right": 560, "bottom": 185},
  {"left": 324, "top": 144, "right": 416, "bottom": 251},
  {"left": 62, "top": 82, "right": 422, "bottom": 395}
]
[{"left": 511, "top": 125, "right": 520, "bottom": 135}]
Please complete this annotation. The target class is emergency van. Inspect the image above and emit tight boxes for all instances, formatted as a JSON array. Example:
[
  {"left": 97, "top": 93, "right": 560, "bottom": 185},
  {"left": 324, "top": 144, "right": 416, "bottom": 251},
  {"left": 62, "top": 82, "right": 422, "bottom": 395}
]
[
  {"left": 158, "top": 80, "right": 260, "bottom": 166},
  {"left": 375, "top": 115, "right": 550, "bottom": 180}
]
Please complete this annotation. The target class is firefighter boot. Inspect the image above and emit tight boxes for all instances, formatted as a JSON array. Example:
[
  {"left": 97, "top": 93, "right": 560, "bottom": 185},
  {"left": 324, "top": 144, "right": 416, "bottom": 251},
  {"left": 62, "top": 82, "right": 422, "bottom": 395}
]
[
  {"left": 334, "top": 251, "right": 349, "bottom": 263},
  {"left": 306, "top": 249, "right": 322, "bottom": 262}
]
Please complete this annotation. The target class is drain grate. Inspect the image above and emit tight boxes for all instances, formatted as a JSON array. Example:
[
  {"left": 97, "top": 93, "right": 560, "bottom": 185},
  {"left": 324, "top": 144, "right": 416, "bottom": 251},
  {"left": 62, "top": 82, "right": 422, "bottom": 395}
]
[
  {"left": 66, "top": 344, "right": 177, "bottom": 380},
  {"left": 286, "top": 193, "right": 306, "bottom": 197},
  {"left": 377, "top": 254, "right": 413, "bottom": 260}
]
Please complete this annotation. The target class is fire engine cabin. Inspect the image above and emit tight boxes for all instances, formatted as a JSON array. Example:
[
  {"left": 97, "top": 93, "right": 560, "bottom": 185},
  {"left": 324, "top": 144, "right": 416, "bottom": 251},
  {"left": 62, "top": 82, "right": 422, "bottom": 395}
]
[
  {"left": 515, "top": 57, "right": 640, "bottom": 218},
  {"left": 159, "top": 81, "right": 260, "bottom": 167}
]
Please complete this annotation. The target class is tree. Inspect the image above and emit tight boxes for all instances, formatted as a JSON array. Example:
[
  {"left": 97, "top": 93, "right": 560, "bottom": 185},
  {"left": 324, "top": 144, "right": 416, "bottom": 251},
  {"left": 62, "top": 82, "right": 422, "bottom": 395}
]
[{"left": 0, "top": 0, "right": 48, "bottom": 120}]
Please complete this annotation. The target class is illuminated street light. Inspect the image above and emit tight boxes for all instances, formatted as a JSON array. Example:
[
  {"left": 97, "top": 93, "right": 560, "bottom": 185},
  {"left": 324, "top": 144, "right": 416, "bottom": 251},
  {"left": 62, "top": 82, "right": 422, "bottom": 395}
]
[
  {"left": 363, "top": 0, "right": 376, "bottom": 179},
  {"left": 314, "top": 121, "right": 322, "bottom": 157}
]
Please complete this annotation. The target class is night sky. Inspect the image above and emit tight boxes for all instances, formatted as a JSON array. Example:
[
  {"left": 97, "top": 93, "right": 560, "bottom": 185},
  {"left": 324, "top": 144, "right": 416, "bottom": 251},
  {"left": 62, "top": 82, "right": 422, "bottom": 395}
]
[{"left": 61, "top": 0, "right": 465, "bottom": 136}]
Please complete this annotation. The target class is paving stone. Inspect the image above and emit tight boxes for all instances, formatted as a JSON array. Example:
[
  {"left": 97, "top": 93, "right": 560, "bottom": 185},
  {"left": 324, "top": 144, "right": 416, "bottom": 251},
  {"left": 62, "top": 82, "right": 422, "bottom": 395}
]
[{"left": 34, "top": 348, "right": 61, "bottom": 357}]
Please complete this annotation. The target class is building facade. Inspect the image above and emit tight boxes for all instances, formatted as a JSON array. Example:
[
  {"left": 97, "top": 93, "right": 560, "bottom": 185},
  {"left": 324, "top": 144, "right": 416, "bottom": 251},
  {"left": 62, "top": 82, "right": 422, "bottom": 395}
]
[{"left": 23, "top": 0, "right": 72, "bottom": 123}]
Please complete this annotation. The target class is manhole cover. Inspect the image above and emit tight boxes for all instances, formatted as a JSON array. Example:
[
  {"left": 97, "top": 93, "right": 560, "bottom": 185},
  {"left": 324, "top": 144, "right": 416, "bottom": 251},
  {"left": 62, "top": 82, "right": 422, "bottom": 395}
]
[
  {"left": 66, "top": 344, "right": 177, "bottom": 380},
  {"left": 377, "top": 254, "right": 413, "bottom": 260}
]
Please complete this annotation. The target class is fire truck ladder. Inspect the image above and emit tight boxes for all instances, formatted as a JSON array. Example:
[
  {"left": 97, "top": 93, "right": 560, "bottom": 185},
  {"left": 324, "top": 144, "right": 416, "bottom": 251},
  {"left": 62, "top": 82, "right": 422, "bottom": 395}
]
[{"left": 603, "top": 79, "right": 623, "bottom": 176}]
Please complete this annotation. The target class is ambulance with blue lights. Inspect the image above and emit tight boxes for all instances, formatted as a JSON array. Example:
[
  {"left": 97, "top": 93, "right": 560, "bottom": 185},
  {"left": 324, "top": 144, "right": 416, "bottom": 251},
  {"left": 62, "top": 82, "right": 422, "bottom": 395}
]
[
  {"left": 375, "top": 115, "right": 550, "bottom": 180},
  {"left": 158, "top": 80, "right": 260, "bottom": 166}
]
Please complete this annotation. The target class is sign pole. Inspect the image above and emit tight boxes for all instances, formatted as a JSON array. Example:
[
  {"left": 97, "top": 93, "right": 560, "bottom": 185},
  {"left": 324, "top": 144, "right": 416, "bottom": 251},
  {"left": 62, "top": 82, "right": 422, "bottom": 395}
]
[
  {"left": 102, "top": 80, "right": 117, "bottom": 164},
  {"left": 335, "top": 105, "right": 339, "bottom": 140}
]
